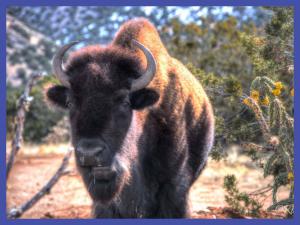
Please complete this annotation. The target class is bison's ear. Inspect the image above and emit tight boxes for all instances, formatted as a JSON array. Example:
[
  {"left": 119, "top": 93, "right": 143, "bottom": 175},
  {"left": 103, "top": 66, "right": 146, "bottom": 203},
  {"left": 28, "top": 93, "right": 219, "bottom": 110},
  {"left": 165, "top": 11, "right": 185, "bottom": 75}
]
[
  {"left": 46, "top": 85, "right": 69, "bottom": 109},
  {"left": 130, "top": 88, "right": 159, "bottom": 110}
]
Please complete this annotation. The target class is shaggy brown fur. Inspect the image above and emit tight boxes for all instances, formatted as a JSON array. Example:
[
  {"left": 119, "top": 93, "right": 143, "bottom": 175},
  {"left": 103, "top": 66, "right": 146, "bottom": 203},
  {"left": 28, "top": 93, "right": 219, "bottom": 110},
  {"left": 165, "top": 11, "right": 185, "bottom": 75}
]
[
  {"left": 47, "top": 18, "right": 214, "bottom": 218},
  {"left": 113, "top": 18, "right": 215, "bottom": 179}
]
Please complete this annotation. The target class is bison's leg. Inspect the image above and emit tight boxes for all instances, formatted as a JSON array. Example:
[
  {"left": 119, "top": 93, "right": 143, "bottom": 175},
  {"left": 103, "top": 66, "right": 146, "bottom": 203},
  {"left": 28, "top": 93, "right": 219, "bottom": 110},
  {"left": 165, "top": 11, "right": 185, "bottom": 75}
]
[
  {"left": 154, "top": 172, "right": 191, "bottom": 218},
  {"left": 187, "top": 103, "right": 215, "bottom": 183}
]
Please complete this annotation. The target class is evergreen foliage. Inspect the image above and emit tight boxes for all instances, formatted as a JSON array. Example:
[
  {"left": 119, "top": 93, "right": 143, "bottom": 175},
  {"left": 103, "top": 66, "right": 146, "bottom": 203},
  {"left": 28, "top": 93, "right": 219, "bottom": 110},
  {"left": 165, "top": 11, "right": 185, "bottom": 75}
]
[
  {"left": 222, "top": 7, "right": 294, "bottom": 217},
  {"left": 223, "top": 175, "right": 262, "bottom": 217}
]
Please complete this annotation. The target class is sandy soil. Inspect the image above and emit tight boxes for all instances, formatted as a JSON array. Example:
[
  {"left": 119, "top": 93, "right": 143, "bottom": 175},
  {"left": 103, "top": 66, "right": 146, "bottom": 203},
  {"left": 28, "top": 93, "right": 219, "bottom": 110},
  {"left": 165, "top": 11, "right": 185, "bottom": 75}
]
[{"left": 6, "top": 144, "right": 288, "bottom": 219}]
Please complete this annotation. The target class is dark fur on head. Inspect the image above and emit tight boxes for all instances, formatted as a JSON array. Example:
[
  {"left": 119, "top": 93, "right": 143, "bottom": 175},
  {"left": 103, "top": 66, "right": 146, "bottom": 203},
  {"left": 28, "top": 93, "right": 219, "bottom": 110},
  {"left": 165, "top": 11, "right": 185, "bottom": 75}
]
[
  {"left": 47, "top": 43, "right": 160, "bottom": 207},
  {"left": 66, "top": 45, "right": 143, "bottom": 92}
]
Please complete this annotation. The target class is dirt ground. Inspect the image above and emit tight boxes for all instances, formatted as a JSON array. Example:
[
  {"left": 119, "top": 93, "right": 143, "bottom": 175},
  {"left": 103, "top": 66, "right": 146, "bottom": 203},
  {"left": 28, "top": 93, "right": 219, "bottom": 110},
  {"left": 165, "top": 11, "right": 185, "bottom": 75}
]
[{"left": 6, "top": 143, "right": 288, "bottom": 219}]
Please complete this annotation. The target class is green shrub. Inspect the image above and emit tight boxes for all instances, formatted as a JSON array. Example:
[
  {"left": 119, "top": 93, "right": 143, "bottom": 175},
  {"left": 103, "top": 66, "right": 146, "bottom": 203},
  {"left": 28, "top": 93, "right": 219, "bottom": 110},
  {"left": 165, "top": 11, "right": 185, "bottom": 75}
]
[
  {"left": 6, "top": 76, "right": 65, "bottom": 143},
  {"left": 242, "top": 76, "right": 294, "bottom": 216},
  {"left": 224, "top": 174, "right": 262, "bottom": 217}
]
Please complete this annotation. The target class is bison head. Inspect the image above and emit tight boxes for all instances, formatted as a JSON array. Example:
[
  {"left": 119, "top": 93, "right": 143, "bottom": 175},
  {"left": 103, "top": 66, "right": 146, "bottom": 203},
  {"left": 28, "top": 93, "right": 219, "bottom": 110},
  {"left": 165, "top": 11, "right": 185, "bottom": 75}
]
[{"left": 47, "top": 40, "right": 159, "bottom": 203}]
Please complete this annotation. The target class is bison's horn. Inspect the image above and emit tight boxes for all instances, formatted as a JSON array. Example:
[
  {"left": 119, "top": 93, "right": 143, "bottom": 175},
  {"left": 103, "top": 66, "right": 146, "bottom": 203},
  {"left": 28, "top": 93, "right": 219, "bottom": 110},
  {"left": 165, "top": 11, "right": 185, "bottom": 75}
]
[
  {"left": 131, "top": 40, "right": 157, "bottom": 92},
  {"left": 52, "top": 41, "right": 80, "bottom": 88}
]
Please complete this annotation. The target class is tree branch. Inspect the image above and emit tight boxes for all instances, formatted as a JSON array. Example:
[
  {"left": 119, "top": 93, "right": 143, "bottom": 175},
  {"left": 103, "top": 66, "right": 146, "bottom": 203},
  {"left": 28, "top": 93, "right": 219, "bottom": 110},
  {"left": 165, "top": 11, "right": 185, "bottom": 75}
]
[
  {"left": 6, "top": 73, "right": 42, "bottom": 180},
  {"left": 7, "top": 148, "right": 73, "bottom": 219}
]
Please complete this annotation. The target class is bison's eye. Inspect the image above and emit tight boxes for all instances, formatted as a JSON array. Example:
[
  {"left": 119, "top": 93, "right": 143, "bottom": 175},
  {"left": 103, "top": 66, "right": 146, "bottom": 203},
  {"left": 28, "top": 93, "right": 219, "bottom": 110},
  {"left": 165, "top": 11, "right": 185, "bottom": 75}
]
[
  {"left": 66, "top": 101, "right": 73, "bottom": 109},
  {"left": 120, "top": 100, "right": 130, "bottom": 109},
  {"left": 66, "top": 96, "right": 75, "bottom": 109}
]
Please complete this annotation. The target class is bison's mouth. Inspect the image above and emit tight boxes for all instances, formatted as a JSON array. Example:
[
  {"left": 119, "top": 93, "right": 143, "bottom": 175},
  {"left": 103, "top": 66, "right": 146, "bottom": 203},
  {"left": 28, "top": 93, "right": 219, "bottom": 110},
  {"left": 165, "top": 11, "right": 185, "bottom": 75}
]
[
  {"left": 91, "top": 166, "right": 116, "bottom": 182},
  {"left": 81, "top": 160, "right": 129, "bottom": 203}
]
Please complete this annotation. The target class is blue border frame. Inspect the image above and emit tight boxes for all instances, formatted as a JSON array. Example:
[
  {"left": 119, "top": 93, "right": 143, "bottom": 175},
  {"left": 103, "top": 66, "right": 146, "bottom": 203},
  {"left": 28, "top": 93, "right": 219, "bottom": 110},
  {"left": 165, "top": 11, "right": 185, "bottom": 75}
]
[{"left": 1, "top": 0, "right": 298, "bottom": 224}]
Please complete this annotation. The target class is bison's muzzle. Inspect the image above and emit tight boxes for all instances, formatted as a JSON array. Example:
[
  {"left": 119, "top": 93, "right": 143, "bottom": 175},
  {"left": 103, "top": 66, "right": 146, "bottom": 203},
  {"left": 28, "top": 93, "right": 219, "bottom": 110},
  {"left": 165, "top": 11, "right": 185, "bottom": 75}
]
[
  {"left": 75, "top": 138, "right": 129, "bottom": 203},
  {"left": 75, "top": 138, "right": 111, "bottom": 167}
]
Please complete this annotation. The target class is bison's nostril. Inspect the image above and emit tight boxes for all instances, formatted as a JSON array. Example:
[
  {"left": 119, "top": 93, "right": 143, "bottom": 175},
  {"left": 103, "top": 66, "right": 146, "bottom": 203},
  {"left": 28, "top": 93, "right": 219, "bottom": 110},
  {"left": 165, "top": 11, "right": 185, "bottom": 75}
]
[
  {"left": 76, "top": 146, "right": 104, "bottom": 155},
  {"left": 76, "top": 138, "right": 106, "bottom": 153},
  {"left": 95, "top": 147, "right": 104, "bottom": 153}
]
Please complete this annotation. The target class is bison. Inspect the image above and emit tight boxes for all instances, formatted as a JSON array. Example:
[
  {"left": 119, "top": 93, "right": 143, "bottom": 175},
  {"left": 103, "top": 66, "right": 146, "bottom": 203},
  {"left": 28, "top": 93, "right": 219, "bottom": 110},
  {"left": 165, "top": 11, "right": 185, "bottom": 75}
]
[{"left": 47, "top": 18, "right": 214, "bottom": 218}]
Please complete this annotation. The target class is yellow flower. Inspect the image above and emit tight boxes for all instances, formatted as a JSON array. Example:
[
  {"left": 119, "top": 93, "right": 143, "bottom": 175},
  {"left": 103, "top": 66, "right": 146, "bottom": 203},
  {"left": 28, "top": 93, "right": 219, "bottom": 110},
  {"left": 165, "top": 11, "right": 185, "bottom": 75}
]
[
  {"left": 274, "top": 81, "right": 283, "bottom": 90},
  {"left": 261, "top": 96, "right": 270, "bottom": 106},
  {"left": 288, "top": 172, "right": 294, "bottom": 182},
  {"left": 272, "top": 88, "right": 281, "bottom": 96},
  {"left": 250, "top": 90, "right": 259, "bottom": 102},
  {"left": 253, "top": 37, "right": 264, "bottom": 46},
  {"left": 291, "top": 88, "right": 294, "bottom": 97},
  {"left": 243, "top": 98, "right": 251, "bottom": 106}
]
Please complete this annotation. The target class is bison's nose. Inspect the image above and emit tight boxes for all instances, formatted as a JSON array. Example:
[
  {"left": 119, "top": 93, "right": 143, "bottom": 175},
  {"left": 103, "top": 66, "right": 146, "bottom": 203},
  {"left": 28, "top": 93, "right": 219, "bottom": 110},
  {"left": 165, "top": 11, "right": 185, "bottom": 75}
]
[{"left": 75, "top": 138, "right": 109, "bottom": 167}]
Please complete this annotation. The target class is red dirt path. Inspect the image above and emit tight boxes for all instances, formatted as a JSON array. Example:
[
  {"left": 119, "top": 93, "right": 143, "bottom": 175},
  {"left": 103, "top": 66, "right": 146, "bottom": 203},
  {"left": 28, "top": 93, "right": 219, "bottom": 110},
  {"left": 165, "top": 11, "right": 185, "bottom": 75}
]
[{"left": 6, "top": 146, "right": 288, "bottom": 219}]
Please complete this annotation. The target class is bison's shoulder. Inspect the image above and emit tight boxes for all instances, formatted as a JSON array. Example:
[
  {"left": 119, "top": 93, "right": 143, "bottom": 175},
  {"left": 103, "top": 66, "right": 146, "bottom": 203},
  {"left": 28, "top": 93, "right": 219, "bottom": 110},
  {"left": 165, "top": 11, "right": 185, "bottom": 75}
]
[{"left": 112, "top": 18, "right": 168, "bottom": 58}]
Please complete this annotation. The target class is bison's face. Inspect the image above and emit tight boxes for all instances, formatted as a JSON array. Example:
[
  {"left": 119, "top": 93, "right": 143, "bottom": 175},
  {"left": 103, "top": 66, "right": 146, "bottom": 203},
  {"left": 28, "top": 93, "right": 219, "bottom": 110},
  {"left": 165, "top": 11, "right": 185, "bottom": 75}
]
[{"left": 47, "top": 41, "right": 159, "bottom": 203}]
